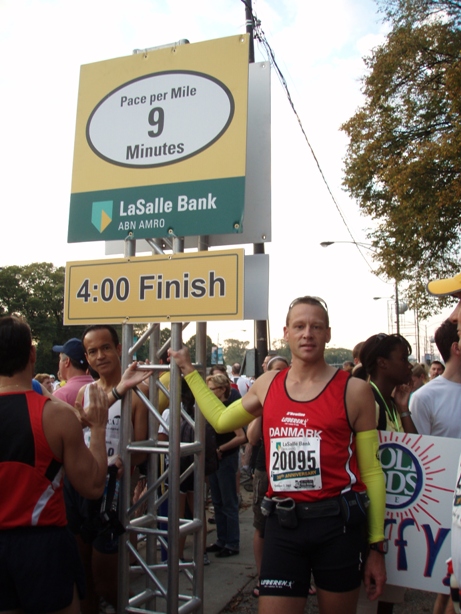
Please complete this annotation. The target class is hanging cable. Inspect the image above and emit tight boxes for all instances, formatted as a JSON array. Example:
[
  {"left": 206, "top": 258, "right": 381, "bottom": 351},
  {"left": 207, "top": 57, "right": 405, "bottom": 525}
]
[{"left": 239, "top": 0, "right": 376, "bottom": 274}]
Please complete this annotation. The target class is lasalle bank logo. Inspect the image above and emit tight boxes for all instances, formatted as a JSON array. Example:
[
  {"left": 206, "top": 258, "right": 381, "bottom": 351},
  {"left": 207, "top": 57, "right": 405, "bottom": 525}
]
[{"left": 92, "top": 201, "right": 113, "bottom": 233}]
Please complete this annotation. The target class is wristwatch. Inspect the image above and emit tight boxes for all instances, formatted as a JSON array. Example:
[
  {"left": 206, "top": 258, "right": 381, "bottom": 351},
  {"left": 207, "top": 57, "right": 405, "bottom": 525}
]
[{"left": 369, "top": 539, "right": 388, "bottom": 554}]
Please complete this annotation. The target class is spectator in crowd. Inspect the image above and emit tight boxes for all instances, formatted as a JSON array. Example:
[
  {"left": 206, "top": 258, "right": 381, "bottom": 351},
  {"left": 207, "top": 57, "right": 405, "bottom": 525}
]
[
  {"left": 411, "top": 320, "right": 461, "bottom": 614},
  {"left": 205, "top": 373, "right": 246, "bottom": 558},
  {"left": 67, "top": 325, "right": 150, "bottom": 613},
  {"left": 248, "top": 353, "right": 290, "bottom": 598},
  {"left": 411, "top": 321, "right": 461, "bottom": 439},
  {"left": 0, "top": 315, "right": 109, "bottom": 613},
  {"left": 34, "top": 372, "right": 54, "bottom": 393},
  {"left": 231, "top": 362, "right": 252, "bottom": 397},
  {"left": 429, "top": 360, "right": 445, "bottom": 379},
  {"left": 343, "top": 360, "right": 355, "bottom": 373},
  {"left": 209, "top": 364, "right": 241, "bottom": 403},
  {"left": 261, "top": 350, "right": 277, "bottom": 373},
  {"left": 424, "top": 274, "right": 461, "bottom": 614},
  {"left": 351, "top": 341, "right": 367, "bottom": 380},
  {"left": 353, "top": 341, "right": 365, "bottom": 365},
  {"left": 52, "top": 338, "right": 94, "bottom": 406},
  {"left": 360, "top": 333, "right": 417, "bottom": 435},
  {"left": 411, "top": 363, "right": 428, "bottom": 394},
  {"left": 359, "top": 333, "right": 417, "bottom": 613}
]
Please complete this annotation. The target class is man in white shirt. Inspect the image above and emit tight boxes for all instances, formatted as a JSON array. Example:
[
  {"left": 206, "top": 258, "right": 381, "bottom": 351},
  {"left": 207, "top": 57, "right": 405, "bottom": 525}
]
[
  {"left": 410, "top": 315, "right": 461, "bottom": 614},
  {"left": 231, "top": 362, "right": 252, "bottom": 397},
  {"left": 410, "top": 320, "right": 461, "bottom": 438}
]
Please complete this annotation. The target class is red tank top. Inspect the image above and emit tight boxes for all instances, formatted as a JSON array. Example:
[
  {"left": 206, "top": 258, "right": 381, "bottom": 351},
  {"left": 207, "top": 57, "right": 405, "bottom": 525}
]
[
  {"left": 0, "top": 391, "right": 67, "bottom": 528},
  {"left": 263, "top": 368, "right": 365, "bottom": 501}
]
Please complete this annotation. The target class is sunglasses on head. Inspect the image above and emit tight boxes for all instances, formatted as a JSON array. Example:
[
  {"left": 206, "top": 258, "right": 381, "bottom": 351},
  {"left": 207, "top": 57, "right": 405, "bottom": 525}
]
[{"left": 289, "top": 296, "right": 329, "bottom": 313}]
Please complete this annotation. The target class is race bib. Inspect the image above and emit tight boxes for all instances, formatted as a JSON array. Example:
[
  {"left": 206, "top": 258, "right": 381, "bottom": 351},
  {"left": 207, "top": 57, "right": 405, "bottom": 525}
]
[
  {"left": 83, "top": 425, "right": 119, "bottom": 458},
  {"left": 269, "top": 436, "right": 321, "bottom": 492},
  {"left": 105, "top": 416, "right": 120, "bottom": 458}
]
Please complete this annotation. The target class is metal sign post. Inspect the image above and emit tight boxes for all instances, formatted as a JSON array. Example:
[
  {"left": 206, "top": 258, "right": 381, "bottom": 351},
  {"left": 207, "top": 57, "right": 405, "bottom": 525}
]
[{"left": 65, "top": 27, "right": 271, "bottom": 613}]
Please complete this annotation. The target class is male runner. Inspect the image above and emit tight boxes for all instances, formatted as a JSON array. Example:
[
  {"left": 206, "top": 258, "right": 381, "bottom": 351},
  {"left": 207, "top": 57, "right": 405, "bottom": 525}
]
[
  {"left": 0, "top": 315, "right": 109, "bottom": 614},
  {"left": 69, "top": 324, "right": 149, "bottom": 613},
  {"left": 171, "top": 296, "right": 386, "bottom": 614}
]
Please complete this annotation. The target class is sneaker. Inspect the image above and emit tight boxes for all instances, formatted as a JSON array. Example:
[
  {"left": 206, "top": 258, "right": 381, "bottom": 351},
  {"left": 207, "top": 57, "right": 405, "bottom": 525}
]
[
  {"left": 240, "top": 467, "right": 252, "bottom": 483},
  {"left": 204, "top": 553, "right": 211, "bottom": 566},
  {"left": 206, "top": 542, "right": 224, "bottom": 553},
  {"left": 215, "top": 547, "right": 239, "bottom": 558},
  {"left": 99, "top": 599, "right": 116, "bottom": 614}
]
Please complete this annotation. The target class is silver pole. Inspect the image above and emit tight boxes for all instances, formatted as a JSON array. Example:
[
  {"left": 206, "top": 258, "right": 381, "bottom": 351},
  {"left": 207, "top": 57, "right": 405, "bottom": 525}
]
[
  {"left": 118, "top": 237, "right": 136, "bottom": 608},
  {"left": 166, "top": 236, "right": 185, "bottom": 614}
]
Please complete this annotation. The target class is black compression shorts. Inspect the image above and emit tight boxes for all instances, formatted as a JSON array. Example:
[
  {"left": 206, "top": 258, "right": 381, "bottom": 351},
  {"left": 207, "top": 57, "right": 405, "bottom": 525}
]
[
  {"left": 259, "top": 513, "right": 367, "bottom": 597},
  {"left": 0, "top": 525, "right": 85, "bottom": 613}
]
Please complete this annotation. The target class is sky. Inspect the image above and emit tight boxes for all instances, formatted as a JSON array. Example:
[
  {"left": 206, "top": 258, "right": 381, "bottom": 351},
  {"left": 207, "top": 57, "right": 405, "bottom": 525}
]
[{"left": 0, "top": 0, "right": 454, "bottom": 359}]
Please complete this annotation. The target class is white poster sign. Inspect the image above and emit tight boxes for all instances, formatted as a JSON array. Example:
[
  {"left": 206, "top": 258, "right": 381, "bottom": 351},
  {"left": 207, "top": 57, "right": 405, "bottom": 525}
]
[{"left": 379, "top": 431, "right": 461, "bottom": 593}]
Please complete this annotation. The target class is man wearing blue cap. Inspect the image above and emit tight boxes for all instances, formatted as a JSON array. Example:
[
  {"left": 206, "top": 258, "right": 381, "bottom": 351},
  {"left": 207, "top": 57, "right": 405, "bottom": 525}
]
[{"left": 52, "top": 338, "right": 94, "bottom": 406}]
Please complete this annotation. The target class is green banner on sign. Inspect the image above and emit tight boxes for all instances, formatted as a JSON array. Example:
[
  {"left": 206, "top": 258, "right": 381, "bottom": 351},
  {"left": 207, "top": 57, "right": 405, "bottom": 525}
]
[{"left": 68, "top": 177, "right": 245, "bottom": 242}]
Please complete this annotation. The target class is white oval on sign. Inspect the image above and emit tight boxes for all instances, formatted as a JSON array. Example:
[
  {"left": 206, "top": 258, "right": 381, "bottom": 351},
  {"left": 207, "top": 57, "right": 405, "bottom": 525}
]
[{"left": 87, "top": 70, "right": 235, "bottom": 168}]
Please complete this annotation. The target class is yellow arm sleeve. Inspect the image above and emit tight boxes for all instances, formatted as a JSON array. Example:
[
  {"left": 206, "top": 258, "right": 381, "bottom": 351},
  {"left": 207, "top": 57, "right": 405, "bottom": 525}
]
[
  {"left": 356, "top": 429, "right": 386, "bottom": 544},
  {"left": 184, "top": 370, "right": 255, "bottom": 433}
]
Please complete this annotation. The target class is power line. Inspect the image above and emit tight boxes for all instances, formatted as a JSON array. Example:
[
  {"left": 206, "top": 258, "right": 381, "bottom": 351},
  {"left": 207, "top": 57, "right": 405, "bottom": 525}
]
[{"left": 240, "top": 0, "right": 376, "bottom": 274}]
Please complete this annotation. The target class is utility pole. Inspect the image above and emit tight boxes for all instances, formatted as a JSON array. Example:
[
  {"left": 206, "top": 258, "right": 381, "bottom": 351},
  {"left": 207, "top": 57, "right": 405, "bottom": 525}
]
[
  {"left": 245, "top": 0, "right": 268, "bottom": 375},
  {"left": 395, "top": 281, "right": 400, "bottom": 335}
]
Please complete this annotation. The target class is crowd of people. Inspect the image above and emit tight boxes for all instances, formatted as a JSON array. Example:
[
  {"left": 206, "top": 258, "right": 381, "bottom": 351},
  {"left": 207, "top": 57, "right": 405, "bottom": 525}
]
[{"left": 2, "top": 267, "right": 461, "bottom": 614}]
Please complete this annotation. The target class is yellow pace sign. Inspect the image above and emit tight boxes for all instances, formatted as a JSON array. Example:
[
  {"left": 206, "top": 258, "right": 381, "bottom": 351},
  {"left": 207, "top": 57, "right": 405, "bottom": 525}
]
[{"left": 64, "top": 250, "right": 244, "bottom": 324}]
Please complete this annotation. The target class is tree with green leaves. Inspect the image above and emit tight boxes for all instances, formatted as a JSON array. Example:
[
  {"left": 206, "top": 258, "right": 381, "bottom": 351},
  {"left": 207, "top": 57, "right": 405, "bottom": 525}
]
[
  {"left": 271, "top": 339, "right": 292, "bottom": 363},
  {"left": 222, "top": 338, "right": 249, "bottom": 366},
  {"left": 342, "top": 0, "right": 461, "bottom": 317},
  {"left": 0, "top": 263, "right": 86, "bottom": 374},
  {"left": 324, "top": 348, "right": 353, "bottom": 366},
  {"left": 185, "top": 334, "right": 214, "bottom": 366},
  {"left": 132, "top": 325, "right": 171, "bottom": 362}
]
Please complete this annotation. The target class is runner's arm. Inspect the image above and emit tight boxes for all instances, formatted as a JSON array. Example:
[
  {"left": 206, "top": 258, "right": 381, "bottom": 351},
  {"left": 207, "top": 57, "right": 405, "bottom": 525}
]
[
  {"left": 217, "top": 428, "right": 247, "bottom": 455},
  {"left": 184, "top": 370, "right": 256, "bottom": 432},
  {"left": 356, "top": 431, "right": 387, "bottom": 601},
  {"left": 347, "top": 378, "right": 386, "bottom": 543},
  {"left": 356, "top": 430, "right": 386, "bottom": 543},
  {"left": 45, "top": 385, "right": 109, "bottom": 499},
  {"left": 247, "top": 416, "right": 262, "bottom": 446}
]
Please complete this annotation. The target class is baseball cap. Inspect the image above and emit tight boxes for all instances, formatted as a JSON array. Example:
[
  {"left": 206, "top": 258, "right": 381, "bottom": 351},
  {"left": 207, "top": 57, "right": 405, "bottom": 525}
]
[
  {"left": 52, "top": 338, "right": 88, "bottom": 367},
  {"left": 427, "top": 272, "right": 461, "bottom": 297}
]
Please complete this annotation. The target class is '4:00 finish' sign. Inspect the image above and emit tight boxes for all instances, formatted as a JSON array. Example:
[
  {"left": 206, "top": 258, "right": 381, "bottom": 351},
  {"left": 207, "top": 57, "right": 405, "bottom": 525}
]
[
  {"left": 68, "top": 36, "right": 249, "bottom": 243},
  {"left": 64, "top": 251, "right": 244, "bottom": 324}
]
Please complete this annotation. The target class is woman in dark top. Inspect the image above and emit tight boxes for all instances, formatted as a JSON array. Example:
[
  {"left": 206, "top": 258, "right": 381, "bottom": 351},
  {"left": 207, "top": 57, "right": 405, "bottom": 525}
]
[{"left": 205, "top": 373, "right": 246, "bottom": 558}]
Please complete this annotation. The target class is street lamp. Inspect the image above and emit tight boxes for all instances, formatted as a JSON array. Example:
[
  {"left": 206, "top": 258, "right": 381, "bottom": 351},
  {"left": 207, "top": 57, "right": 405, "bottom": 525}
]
[
  {"left": 373, "top": 297, "right": 408, "bottom": 315},
  {"left": 320, "top": 241, "right": 373, "bottom": 250},
  {"left": 321, "top": 240, "right": 402, "bottom": 334}
]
